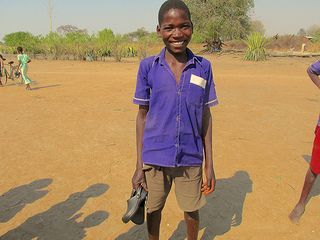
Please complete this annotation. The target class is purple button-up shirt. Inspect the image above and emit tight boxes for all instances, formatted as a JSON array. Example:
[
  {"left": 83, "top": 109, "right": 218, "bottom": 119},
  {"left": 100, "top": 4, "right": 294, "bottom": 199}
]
[
  {"left": 133, "top": 48, "right": 218, "bottom": 167},
  {"left": 310, "top": 59, "right": 320, "bottom": 75},
  {"left": 309, "top": 59, "right": 320, "bottom": 126}
]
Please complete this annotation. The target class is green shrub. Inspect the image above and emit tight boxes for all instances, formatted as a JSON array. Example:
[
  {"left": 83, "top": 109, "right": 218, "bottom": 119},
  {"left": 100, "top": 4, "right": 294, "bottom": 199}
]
[{"left": 243, "top": 33, "right": 269, "bottom": 61}]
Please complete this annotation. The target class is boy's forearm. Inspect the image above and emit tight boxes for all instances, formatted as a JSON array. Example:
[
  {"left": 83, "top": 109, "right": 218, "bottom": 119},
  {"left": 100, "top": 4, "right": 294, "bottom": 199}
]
[
  {"left": 201, "top": 107, "right": 216, "bottom": 193},
  {"left": 136, "top": 105, "right": 149, "bottom": 169},
  {"left": 202, "top": 107, "right": 213, "bottom": 166}
]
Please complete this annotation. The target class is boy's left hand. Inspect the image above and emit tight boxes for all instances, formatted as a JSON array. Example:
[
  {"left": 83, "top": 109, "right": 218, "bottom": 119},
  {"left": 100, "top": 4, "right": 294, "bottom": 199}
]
[
  {"left": 201, "top": 180, "right": 215, "bottom": 194},
  {"left": 201, "top": 167, "right": 216, "bottom": 194}
]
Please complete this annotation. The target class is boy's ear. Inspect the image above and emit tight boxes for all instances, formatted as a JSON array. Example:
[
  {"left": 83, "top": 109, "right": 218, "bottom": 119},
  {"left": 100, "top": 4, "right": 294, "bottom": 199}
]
[{"left": 156, "top": 25, "right": 161, "bottom": 38}]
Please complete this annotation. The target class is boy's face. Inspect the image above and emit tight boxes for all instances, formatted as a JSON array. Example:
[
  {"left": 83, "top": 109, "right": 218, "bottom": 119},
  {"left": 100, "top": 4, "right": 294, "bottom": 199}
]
[{"left": 157, "top": 8, "right": 193, "bottom": 55}]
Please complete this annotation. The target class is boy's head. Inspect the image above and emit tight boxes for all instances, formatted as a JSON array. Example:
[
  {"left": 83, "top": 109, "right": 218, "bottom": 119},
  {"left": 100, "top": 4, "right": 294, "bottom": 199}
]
[
  {"left": 158, "top": 0, "right": 191, "bottom": 26},
  {"left": 17, "top": 46, "right": 23, "bottom": 53},
  {"left": 157, "top": 0, "right": 193, "bottom": 55}
]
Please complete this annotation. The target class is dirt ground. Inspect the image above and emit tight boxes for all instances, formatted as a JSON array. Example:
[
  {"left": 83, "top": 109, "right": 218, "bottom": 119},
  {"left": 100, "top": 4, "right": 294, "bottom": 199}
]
[{"left": 1, "top": 49, "right": 320, "bottom": 239}]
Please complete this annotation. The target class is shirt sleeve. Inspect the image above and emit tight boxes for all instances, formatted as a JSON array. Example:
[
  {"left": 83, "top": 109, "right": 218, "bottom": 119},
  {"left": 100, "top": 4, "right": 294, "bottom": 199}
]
[
  {"left": 133, "top": 59, "right": 151, "bottom": 105},
  {"left": 309, "top": 59, "right": 320, "bottom": 75},
  {"left": 204, "top": 61, "right": 218, "bottom": 108}
]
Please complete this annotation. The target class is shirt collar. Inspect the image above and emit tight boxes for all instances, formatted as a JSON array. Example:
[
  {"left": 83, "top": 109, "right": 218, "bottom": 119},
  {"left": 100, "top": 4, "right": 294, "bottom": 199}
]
[{"left": 153, "top": 47, "right": 201, "bottom": 66}]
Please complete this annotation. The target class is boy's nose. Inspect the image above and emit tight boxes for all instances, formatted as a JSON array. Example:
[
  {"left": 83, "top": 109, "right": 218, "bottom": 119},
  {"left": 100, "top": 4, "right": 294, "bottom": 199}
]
[{"left": 172, "top": 28, "right": 183, "bottom": 37}]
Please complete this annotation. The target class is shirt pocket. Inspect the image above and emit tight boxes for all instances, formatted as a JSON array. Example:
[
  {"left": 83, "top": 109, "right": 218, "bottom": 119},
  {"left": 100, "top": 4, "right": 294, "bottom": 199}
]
[{"left": 186, "top": 74, "right": 206, "bottom": 107}]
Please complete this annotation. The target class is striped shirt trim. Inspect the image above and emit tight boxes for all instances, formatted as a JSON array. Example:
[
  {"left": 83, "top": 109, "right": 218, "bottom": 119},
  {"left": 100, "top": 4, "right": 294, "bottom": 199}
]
[
  {"left": 133, "top": 97, "right": 150, "bottom": 102},
  {"left": 205, "top": 99, "right": 218, "bottom": 106}
]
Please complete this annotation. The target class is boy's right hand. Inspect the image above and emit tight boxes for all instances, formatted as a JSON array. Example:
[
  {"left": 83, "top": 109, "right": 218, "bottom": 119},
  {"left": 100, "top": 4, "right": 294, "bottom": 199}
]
[{"left": 132, "top": 168, "right": 147, "bottom": 191}]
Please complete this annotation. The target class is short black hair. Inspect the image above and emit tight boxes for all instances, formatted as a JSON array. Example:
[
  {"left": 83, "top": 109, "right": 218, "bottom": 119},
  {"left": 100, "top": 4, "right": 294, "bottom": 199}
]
[
  {"left": 17, "top": 46, "right": 23, "bottom": 52},
  {"left": 158, "top": 0, "right": 191, "bottom": 26}
]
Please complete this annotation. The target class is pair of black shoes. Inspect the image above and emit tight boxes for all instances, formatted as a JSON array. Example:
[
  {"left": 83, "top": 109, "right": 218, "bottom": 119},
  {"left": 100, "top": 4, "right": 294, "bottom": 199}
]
[{"left": 122, "top": 185, "right": 148, "bottom": 225}]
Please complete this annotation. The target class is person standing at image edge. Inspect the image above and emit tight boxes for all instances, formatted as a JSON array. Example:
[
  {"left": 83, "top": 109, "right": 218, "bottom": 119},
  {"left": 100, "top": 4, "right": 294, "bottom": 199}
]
[{"left": 289, "top": 59, "right": 320, "bottom": 225}]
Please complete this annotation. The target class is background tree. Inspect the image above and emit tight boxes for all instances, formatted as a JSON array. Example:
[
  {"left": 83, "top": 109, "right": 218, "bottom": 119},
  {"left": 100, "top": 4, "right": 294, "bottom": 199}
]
[
  {"left": 65, "top": 31, "right": 90, "bottom": 60},
  {"left": 96, "top": 28, "right": 115, "bottom": 59},
  {"left": 46, "top": 0, "right": 55, "bottom": 33},
  {"left": 185, "top": 0, "right": 254, "bottom": 52},
  {"left": 250, "top": 20, "right": 265, "bottom": 35},
  {"left": 297, "top": 28, "right": 307, "bottom": 37},
  {"left": 3, "top": 32, "right": 41, "bottom": 55},
  {"left": 127, "top": 27, "right": 149, "bottom": 41},
  {"left": 307, "top": 25, "right": 320, "bottom": 37},
  {"left": 306, "top": 24, "right": 320, "bottom": 42},
  {"left": 57, "top": 25, "right": 88, "bottom": 36},
  {"left": 43, "top": 31, "right": 65, "bottom": 60}
]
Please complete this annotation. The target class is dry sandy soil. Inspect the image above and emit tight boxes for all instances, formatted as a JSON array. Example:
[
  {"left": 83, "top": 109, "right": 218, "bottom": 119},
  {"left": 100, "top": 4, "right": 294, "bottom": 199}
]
[{"left": 1, "top": 48, "right": 320, "bottom": 239}]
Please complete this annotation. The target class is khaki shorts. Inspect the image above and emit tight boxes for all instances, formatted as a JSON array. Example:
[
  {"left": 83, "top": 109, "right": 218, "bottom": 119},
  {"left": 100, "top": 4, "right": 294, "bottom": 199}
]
[{"left": 143, "top": 164, "right": 206, "bottom": 213}]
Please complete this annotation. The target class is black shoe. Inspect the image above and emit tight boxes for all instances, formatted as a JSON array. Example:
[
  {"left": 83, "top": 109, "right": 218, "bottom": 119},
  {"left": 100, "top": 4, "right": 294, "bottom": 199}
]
[{"left": 122, "top": 185, "right": 148, "bottom": 224}]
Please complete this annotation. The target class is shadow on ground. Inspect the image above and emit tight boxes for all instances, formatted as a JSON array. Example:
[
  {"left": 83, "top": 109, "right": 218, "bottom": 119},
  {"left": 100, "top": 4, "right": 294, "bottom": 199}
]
[
  {"left": 0, "top": 179, "right": 52, "bottom": 223},
  {"left": 1, "top": 82, "right": 61, "bottom": 90},
  {"left": 116, "top": 171, "right": 253, "bottom": 240},
  {"left": 30, "top": 84, "right": 62, "bottom": 90},
  {"left": 1, "top": 183, "right": 109, "bottom": 240}
]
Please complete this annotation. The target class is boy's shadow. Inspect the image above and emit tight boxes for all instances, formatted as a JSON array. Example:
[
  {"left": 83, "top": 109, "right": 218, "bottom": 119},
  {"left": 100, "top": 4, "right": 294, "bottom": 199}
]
[
  {"left": 169, "top": 171, "right": 253, "bottom": 240},
  {"left": 115, "top": 223, "right": 148, "bottom": 240},
  {"left": 302, "top": 155, "right": 320, "bottom": 203},
  {"left": 116, "top": 171, "right": 252, "bottom": 240},
  {"left": 1, "top": 183, "right": 110, "bottom": 240},
  {"left": 0, "top": 179, "right": 52, "bottom": 223}
]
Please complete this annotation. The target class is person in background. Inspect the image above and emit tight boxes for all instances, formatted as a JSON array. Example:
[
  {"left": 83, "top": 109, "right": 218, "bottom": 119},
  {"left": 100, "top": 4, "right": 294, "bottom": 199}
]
[{"left": 16, "top": 46, "right": 32, "bottom": 90}]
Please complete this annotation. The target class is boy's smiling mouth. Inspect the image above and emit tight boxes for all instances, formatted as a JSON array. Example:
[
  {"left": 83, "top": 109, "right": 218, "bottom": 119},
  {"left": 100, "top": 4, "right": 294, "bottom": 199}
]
[{"left": 171, "top": 41, "right": 185, "bottom": 46}]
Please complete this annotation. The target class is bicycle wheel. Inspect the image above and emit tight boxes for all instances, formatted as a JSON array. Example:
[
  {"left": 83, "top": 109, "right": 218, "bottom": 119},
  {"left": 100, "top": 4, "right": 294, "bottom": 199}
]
[
  {"left": 0, "top": 67, "right": 8, "bottom": 85},
  {"left": 11, "top": 67, "right": 22, "bottom": 86}
]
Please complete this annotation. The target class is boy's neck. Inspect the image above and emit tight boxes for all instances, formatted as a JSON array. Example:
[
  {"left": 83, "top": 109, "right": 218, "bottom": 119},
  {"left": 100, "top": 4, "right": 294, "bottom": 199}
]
[{"left": 164, "top": 48, "right": 188, "bottom": 64}]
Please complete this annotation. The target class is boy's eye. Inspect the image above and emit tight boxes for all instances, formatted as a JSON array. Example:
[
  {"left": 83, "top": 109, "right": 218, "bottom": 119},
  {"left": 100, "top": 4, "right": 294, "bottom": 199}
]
[{"left": 181, "top": 24, "right": 190, "bottom": 29}]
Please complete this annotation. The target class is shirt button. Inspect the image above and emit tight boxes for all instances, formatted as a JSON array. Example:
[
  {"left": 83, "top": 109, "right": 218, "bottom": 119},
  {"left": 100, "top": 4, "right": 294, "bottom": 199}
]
[
  {"left": 176, "top": 116, "right": 179, "bottom": 121},
  {"left": 177, "top": 90, "right": 181, "bottom": 94}
]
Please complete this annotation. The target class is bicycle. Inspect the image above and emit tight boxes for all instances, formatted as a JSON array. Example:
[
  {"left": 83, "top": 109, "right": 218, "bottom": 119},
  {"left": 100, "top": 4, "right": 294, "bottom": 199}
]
[
  {"left": 0, "top": 59, "right": 22, "bottom": 85},
  {"left": 0, "top": 58, "right": 8, "bottom": 84}
]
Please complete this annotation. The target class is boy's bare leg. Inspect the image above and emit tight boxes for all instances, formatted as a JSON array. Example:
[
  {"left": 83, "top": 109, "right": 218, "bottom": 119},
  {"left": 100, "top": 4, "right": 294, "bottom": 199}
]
[
  {"left": 147, "top": 208, "right": 163, "bottom": 240},
  {"left": 185, "top": 210, "right": 199, "bottom": 240},
  {"left": 289, "top": 167, "right": 318, "bottom": 225}
]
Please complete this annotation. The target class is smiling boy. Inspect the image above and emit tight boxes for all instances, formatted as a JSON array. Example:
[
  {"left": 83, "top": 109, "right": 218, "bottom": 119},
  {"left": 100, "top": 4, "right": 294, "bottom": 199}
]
[{"left": 131, "top": 1, "right": 218, "bottom": 239}]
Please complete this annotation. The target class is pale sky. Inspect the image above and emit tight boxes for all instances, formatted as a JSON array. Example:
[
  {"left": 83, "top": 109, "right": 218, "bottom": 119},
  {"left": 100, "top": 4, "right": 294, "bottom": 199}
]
[{"left": 0, "top": 0, "right": 319, "bottom": 42}]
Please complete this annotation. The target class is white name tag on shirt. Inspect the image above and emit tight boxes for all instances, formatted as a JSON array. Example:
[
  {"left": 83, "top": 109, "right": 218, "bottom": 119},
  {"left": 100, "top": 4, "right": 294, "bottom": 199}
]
[{"left": 190, "top": 74, "right": 206, "bottom": 89}]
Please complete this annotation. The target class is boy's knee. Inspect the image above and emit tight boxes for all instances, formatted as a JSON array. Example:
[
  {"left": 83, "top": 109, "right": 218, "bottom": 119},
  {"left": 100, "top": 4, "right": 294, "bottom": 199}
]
[
  {"left": 147, "top": 206, "right": 164, "bottom": 215},
  {"left": 307, "top": 167, "right": 318, "bottom": 181},
  {"left": 184, "top": 210, "right": 199, "bottom": 220}
]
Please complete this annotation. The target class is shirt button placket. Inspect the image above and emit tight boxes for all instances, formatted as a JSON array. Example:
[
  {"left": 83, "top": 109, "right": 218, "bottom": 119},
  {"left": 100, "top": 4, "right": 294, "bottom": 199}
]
[{"left": 175, "top": 87, "right": 182, "bottom": 165}]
